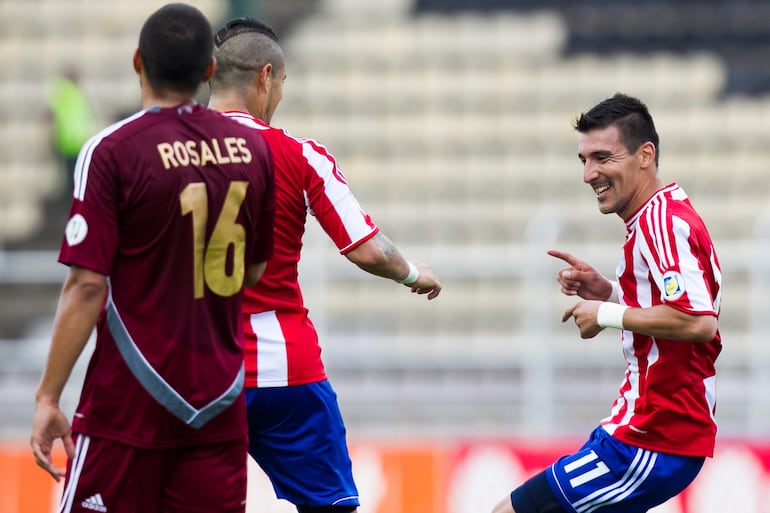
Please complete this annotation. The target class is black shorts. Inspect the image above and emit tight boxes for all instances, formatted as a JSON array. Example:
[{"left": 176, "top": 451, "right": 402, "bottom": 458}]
[{"left": 510, "top": 470, "right": 568, "bottom": 513}]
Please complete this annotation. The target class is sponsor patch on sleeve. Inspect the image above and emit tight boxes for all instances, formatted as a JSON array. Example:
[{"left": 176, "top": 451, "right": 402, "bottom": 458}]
[
  {"left": 65, "top": 214, "right": 88, "bottom": 246},
  {"left": 662, "top": 270, "right": 685, "bottom": 301}
]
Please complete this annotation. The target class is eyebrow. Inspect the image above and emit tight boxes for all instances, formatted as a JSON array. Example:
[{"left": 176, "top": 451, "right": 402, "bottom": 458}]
[{"left": 580, "top": 149, "right": 615, "bottom": 159}]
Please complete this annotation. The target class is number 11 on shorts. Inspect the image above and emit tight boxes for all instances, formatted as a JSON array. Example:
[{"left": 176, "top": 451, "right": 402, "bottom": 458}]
[{"left": 564, "top": 451, "right": 610, "bottom": 488}]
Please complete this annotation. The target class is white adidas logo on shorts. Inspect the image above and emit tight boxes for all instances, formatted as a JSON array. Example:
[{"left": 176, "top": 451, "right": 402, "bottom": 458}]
[{"left": 81, "top": 493, "right": 108, "bottom": 512}]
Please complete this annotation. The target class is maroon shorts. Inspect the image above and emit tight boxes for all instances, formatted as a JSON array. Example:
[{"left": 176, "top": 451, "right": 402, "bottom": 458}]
[{"left": 58, "top": 433, "right": 248, "bottom": 513}]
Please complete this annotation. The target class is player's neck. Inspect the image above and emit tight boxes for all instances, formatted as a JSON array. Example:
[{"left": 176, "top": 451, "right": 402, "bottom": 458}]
[
  {"left": 210, "top": 92, "right": 269, "bottom": 123},
  {"left": 208, "top": 95, "right": 248, "bottom": 115},
  {"left": 142, "top": 89, "right": 197, "bottom": 110}
]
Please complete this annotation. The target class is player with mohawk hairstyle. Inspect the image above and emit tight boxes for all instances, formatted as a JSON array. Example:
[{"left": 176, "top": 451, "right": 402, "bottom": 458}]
[{"left": 208, "top": 16, "right": 442, "bottom": 513}]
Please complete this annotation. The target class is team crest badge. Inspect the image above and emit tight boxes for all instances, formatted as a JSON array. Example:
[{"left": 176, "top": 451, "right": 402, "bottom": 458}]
[
  {"left": 65, "top": 214, "right": 88, "bottom": 246},
  {"left": 662, "top": 270, "right": 685, "bottom": 301}
]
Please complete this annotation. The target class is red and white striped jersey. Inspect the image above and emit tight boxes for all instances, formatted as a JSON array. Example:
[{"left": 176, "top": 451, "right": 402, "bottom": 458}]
[
  {"left": 601, "top": 183, "right": 722, "bottom": 457},
  {"left": 224, "top": 111, "right": 379, "bottom": 388}
]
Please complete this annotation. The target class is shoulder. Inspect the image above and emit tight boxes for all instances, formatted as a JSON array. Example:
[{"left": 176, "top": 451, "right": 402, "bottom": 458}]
[
  {"left": 87, "top": 110, "right": 148, "bottom": 150},
  {"left": 639, "top": 184, "right": 713, "bottom": 246},
  {"left": 661, "top": 184, "right": 705, "bottom": 227},
  {"left": 640, "top": 184, "right": 691, "bottom": 221},
  {"left": 264, "top": 127, "right": 339, "bottom": 165}
]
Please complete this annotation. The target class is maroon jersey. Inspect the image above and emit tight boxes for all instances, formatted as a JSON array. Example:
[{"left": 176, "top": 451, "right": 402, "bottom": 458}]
[{"left": 59, "top": 103, "right": 275, "bottom": 448}]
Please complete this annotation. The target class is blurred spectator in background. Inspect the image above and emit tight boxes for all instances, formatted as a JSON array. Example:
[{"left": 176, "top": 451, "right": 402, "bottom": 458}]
[{"left": 46, "top": 67, "right": 94, "bottom": 199}]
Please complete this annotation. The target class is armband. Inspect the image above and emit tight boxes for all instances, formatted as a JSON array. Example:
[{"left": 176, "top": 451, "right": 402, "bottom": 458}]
[
  {"left": 597, "top": 302, "right": 629, "bottom": 330},
  {"left": 397, "top": 262, "right": 419, "bottom": 285},
  {"left": 607, "top": 280, "right": 620, "bottom": 303}
]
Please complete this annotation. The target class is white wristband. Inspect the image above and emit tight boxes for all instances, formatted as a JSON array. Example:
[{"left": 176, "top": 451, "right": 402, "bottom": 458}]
[
  {"left": 597, "top": 302, "right": 628, "bottom": 330},
  {"left": 397, "top": 262, "right": 419, "bottom": 285},
  {"left": 607, "top": 281, "right": 620, "bottom": 303}
]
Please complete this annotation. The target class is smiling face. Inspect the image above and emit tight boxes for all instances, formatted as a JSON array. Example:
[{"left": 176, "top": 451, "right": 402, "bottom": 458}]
[{"left": 577, "top": 124, "right": 659, "bottom": 220}]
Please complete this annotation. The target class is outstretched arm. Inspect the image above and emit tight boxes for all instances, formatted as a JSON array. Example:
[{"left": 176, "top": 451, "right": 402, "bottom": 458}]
[
  {"left": 345, "top": 232, "right": 441, "bottom": 300},
  {"left": 31, "top": 266, "right": 106, "bottom": 481}
]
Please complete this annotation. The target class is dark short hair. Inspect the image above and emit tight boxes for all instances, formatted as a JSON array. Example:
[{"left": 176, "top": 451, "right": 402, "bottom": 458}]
[
  {"left": 138, "top": 3, "right": 213, "bottom": 94},
  {"left": 214, "top": 17, "right": 279, "bottom": 47},
  {"left": 575, "top": 93, "right": 660, "bottom": 166}
]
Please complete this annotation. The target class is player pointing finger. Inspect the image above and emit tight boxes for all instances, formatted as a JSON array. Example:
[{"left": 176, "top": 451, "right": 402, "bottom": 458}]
[
  {"left": 494, "top": 94, "right": 721, "bottom": 513},
  {"left": 547, "top": 248, "right": 615, "bottom": 301}
]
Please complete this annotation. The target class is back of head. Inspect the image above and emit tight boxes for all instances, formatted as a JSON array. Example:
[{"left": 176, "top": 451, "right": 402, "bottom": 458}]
[
  {"left": 575, "top": 93, "right": 660, "bottom": 165},
  {"left": 211, "top": 17, "right": 284, "bottom": 92},
  {"left": 139, "top": 3, "right": 213, "bottom": 95}
]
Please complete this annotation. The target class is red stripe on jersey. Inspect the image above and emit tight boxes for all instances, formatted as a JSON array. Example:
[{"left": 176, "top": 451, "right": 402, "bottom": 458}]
[
  {"left": 225, "top": 112, "right": 378, "bottom": 387},
  {"left": 603, "top": 183, "right": 721, "bottom": 457}
]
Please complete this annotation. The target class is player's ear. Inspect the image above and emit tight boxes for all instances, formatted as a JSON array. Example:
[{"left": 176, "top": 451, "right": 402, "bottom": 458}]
[
  {"left": 257, "top": 63, "right": 272, "bottom": 90},
  {"left": 132, "top": 48, "right": 142, "bottom": 74},
  {"left": 638, "top": 141, "right": 656, "bottom": 170},
  {"left": 202, "top": 57, "right": 216, "bottom": 83}
]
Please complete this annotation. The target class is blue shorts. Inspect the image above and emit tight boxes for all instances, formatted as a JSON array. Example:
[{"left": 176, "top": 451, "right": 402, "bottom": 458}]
[
  {"left": 543, "top": 426, "right": 704, "bottom": 513},
  {"left": 245, "top": 381, "right": 359, "bottom": 509}
]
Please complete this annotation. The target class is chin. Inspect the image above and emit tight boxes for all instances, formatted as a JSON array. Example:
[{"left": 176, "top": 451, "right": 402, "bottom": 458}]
[{"left": 597, "top": 202, "right": 615, "bottom": 215}]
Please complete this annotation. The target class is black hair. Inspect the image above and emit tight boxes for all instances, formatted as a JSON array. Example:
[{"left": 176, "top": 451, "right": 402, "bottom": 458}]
[
  {"left": 214, "top": 17, "right": 279, "bottom": 47},
  {"left": 575, "top": 93, "right": 660, "bottom": 166},
  {"left": 138, "top": 3, "right": 213, "bottom": 95}
]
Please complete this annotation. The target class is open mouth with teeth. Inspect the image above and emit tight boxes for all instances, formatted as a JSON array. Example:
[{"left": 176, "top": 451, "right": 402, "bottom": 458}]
[{"left": 593, "top": 183, "right": 611, "bottom": 195}]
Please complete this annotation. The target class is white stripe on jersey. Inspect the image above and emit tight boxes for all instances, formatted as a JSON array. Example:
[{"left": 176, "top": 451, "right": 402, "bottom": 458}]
[
  {"left": 673, "top": 216, "right": 716, "bottom": 311},
  {"left": 635, "top": 234, "right": 657, "bottom": 308},
  {"left": 641, "top": 186, "right": 679, "bottom": 271},
  {"left": 250, "top": 311, "right": 289, "bottom": 387},
  {"left": 571, "top": 447, "right": 657, "bottom": 513},
  {"left": 73, "top": 111, "right": 145, "bottom": 201},
  {"left": 639, "top": 208, "right": 715, "bottom": 312},
  {"left": 608, "top": 366, "right": 639, "bottom": 429},
  {"left": 226, "top": 112, "right": 266, "bottom": 131},
  {"left": 602, "top": 337, "right": 660, "bottom": 433},
  {"left": 704, "top": 374, "right": 717, "bottom": 424},
  {"left": 58, "top": 434, "right": 91, "bottom": 513},
  {"left": 645, "top": 196, "right": 667, "bottom": 270},
  {"left": 300, "top": 141, "right": 372, "bottom": 252},
  {"left": 711, "top": 249, "right": 722, "bottom": 312}
]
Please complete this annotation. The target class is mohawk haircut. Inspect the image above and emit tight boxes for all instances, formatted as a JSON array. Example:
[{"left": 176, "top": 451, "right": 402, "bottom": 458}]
[
  {"left": 211, "top": 17, "right": 284, "bottom": 91},
  {"left": 214, "top": 17, "right": 279, "bottom": 47}
]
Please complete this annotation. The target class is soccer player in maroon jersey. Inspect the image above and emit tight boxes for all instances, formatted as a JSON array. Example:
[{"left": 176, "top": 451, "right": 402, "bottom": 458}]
[
  {"left": 30, "top": 4, "right": 275, "bottom": 513},
  {"left": 493, "top": 93, "right": 722, "bottom": 513},
  {"left": 207, "top": 18, "right": 442, "bottom": 513}
]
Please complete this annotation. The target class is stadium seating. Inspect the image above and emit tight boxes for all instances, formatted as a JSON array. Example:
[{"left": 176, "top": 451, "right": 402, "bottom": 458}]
[{"left": 2, "top": 0, "right": 770, "bottom": 439}]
